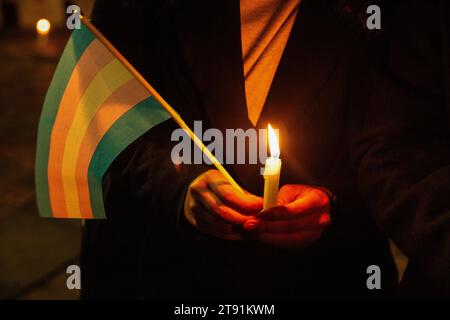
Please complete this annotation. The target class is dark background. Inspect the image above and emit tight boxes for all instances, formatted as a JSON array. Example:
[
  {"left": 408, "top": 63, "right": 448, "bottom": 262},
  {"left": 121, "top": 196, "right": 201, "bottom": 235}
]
[{"left": 0, "top": 0, "right": 94, "bottom": 300}]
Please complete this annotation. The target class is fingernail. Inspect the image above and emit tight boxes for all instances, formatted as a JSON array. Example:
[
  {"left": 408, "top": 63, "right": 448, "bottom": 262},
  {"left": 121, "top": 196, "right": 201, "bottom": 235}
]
[{"left": 244, "top": 219, "right": 259, "bottom": 231}]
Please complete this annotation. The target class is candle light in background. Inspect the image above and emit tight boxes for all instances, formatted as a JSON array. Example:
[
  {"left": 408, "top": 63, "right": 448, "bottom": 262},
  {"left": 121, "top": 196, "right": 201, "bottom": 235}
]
[
  {"left": 36, "top": 18, "right": 51, "bottom": 36},
  {"left": 263, "top": 124, "right": 282, "bottom": 210},
  {"left": 36, "top": 18, "right": 50, "bottom": 51}
]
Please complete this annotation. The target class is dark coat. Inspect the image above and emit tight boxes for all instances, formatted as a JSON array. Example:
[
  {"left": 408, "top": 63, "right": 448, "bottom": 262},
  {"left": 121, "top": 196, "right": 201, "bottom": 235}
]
[{"left": 80, "top": 0, "right": 449, "bottom": 299}]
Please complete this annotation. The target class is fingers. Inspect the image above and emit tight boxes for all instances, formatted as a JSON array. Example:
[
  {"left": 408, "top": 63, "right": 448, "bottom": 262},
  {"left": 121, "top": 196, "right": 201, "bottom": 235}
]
[
  {"left": 249, "top": 185, "right": 331, "bottom": 249},
  {"left": 257, "top": 229, "right": 324, "bottom": 249},
  {"left": 185, "top": 179, "right": 244, "bottom": 240},
  {"left": 190, "top": 184, "right": 253, "bottom": 225},
  {"left": 185, "top": 170, "right": 263, "bottom": 241},
  {"left": 189, "top": 170, "right": 261, "bottom": 224},
  {"left": 192, "top": 204, "right": 243, "bottom": 241},
  {"left": 245, "top": 212, "right": 329, "bottom": 248},
  {"left": 206, "top": 170, "right": 263, "bottom": 213},
  {"left": 260, "top": 187, "right": 330, "bottom": 220},
  {"left": 252, "top": 212, "right": 331, "bottom": 233},
  {"left": 186, "top": 177, "right": 333, "bottom": 249},
  {"left": 277, "top": 184, "right": 305, "bottom": 205}
]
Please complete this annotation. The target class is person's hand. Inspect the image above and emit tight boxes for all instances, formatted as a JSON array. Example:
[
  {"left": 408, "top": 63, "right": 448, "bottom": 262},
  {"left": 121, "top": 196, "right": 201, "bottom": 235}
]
[
  {"left": 244, "top": 184, "right": 331, "bottom": 249},
  {"left": 184, "top": 170, "right": 262, "bottom": 240}
]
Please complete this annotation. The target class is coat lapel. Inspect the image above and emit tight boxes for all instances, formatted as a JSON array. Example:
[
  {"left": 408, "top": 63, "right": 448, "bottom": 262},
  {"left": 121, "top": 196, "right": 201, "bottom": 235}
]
[
  {"left": 177, "top": 0, "right": 250, "bottom": 132},
  {"left": 176, "top": 0, "right": 262, "bottom": 191},
  {"left": 256, "top": 0, "right": 345, "bottom": 188}
]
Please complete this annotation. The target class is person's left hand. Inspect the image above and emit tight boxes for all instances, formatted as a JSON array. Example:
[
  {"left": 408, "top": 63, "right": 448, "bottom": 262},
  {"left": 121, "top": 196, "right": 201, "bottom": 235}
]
[{"left": 244, "top": 184, "right": 331, "bottom": 249}]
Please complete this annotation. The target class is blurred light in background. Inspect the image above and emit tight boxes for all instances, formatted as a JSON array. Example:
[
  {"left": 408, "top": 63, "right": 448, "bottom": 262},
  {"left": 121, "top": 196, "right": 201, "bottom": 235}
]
[{"left": 36, "top": 18, "right": 51, "bottom": 35}]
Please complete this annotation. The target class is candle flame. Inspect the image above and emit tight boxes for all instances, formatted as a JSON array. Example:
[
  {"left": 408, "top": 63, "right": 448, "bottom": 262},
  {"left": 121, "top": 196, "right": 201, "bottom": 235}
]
[
  {"left": 268, "top": 124, "right": 280, "bottom": 158},
  {"left": 36, "top": 19, "right": 51, "bottom": 36}
]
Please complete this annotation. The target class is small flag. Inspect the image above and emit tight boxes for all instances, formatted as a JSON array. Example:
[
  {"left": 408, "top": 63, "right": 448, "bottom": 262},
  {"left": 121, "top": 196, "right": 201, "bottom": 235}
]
[{"left": 35, "top": 21, "right": 170, "bottom": 219}]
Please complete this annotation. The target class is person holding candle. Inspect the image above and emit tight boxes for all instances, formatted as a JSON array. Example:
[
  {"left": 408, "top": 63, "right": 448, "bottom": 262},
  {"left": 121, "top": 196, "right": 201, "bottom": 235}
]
[
  {"left": 184, "top": 169, "right": 331, "bottom": 249},
  {"left": 80, "top": 0, "right": 449, "bottom": 299},
  {"left": 184, "top": 122, "right": 331, "bottom": 249}
]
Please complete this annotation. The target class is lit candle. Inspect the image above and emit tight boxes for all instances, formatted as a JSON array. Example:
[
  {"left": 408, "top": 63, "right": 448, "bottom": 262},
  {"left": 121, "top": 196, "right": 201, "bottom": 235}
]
[
  {"left": 36, "top": 18, "right": 51, "bottom": 50},
  {"left": 36, "top": 18, "right": 51, "bottom": 36},
  {"left": 263, "top": 124, "right": 281, "bottom": 210}
]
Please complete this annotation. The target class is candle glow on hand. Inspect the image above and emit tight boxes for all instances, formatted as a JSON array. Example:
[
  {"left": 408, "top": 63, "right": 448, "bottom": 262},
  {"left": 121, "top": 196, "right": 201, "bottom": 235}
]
[{"left": 263, "top": 124, "right": 282, "bottom": 210}]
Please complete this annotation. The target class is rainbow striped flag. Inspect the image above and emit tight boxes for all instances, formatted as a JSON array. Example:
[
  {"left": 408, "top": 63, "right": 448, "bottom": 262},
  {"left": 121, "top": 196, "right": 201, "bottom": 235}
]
[{"left": 35, "top": 21, "right": 171, "bottom": 219}]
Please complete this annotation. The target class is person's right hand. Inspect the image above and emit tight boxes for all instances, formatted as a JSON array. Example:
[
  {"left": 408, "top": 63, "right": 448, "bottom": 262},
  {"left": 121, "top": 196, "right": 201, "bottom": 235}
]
[{"left": 184, "top": 170, "right": 263, "bottom": 240}]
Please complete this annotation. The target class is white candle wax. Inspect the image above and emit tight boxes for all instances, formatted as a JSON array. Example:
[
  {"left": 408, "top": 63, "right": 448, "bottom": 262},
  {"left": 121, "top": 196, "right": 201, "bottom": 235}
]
[
  {"left": 263, "top": 124, "right": 281, "bottom": 210},
  {"left": 263, "top": 156, "right": 281, "bottom": 210}
]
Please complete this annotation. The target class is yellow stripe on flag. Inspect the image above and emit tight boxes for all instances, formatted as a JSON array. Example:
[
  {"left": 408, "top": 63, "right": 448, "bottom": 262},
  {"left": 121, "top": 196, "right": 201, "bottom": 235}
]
[
  {"left": 75, "top": 79, "right": 150, "bottom": 218},
  {"left": 62, "top": 59, "right": 133, "bottom": 217},
  {"left": 48, "top": 39, "right": 114, "bottom": 217}
]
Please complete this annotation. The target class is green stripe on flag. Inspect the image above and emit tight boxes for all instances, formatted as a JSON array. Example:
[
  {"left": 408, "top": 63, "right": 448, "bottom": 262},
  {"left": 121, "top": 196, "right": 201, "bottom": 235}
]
[
  {"left": 35, "top": 25, "right": 95, "bottom": 217},
  {"left": 87, "top": 97, "right": 171, "bottom": 219}
]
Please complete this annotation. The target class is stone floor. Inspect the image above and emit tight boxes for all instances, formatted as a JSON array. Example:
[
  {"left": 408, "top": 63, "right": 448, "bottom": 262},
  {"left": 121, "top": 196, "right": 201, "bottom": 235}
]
[{"left": 0, "top": 30, "right": 81, "bottom": 300}]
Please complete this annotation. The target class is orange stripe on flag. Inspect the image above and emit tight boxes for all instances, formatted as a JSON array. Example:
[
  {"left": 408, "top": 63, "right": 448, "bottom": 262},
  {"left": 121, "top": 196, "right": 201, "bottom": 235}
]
[
  {"left": 47, "top": 40, "right": 114, "bottom": 218},
  {"left": 75, "top": 79, "right": 150, "bottom": 218}
]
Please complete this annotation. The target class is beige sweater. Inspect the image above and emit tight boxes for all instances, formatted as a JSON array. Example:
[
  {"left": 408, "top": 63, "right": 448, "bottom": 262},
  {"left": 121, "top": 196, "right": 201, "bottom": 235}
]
[{"left": 240, "top": 0, "right": 301, "bottom": 126}]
